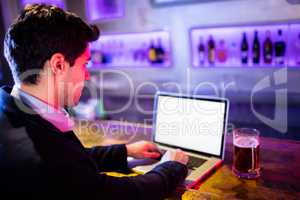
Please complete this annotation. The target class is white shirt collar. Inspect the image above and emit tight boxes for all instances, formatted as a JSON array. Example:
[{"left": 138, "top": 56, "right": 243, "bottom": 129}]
[{"left": 11, "top": 86, "right": 74, "bottom": 133}]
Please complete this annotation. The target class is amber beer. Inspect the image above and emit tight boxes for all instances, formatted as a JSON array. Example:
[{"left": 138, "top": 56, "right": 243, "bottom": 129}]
[{"left": 232, "top": 128, "right": 260, "bottom": 179}]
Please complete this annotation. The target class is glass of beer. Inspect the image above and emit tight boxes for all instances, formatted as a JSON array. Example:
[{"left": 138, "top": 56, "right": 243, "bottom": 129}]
[{"left": 232, "top": 128, "right": 260, "bottom": 179}]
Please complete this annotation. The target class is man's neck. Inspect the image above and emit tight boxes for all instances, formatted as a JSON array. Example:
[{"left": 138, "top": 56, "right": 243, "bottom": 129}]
[
  {"left": 11, "top": 85, "right": 75, "bottom": 133},
  {"left": 18, "top": 84, "right": 60, "bottom": 110}
]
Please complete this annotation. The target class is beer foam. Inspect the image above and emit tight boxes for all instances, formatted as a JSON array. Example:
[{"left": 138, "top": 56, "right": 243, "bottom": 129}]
[{"left": 234, "top": 137, "right": 259, "bottom": 148}]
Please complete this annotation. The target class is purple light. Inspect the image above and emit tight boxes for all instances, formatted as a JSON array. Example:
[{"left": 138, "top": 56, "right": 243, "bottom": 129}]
[
  {"left": 20, "top": 0, "right": 65, "bottom": 9},
  {"left": 288, "top": 24, "right": 300, "bottom": 67},
  {"left": 86, "top": 0, "right": 124, "bottom": 22},
  {"left": 190, "top": 24, "right": 295, "bottom": 68},
  {"left": 89, "top": 31, "right": 172, "bottom": 68}
]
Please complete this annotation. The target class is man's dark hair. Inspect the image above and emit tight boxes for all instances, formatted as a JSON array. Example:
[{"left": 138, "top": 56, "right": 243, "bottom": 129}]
[{"left": 4, "top": 4, "right": 100, "bottom": 84}]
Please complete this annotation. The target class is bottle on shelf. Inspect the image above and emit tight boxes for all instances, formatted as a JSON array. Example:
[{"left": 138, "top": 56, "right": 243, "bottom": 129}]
[
  {"left": 263, "top": 30, "right": 273, "bottom": 65},
  {"left": 105, "top": 42, "right": 113, "bottom": 64},
  {"left": 207, "top": 35, "right": 215, "bottom": 65},
  {"left": 274, "top": 29, "right": 286, "bottom": 65},
  {"left": 217, "top": 39, "right": 228, "bottom": 63},
  {"left": 241, "top": 32, "right": 249, "bottom": 65},
  {"left": 198, "top": 36, "right": 205, "bottom": 65},
  {"left": 91, "top": 49, "right": 103, "bottom": 65},
  {"left": 133, "top": 41, "right": 144, "bottom": 63},
  {"left": 252, "top": 30, "right": 260, "bottom": 65},
  {"left": 148, "top": 39, "right": 157, "bottom": 64},
  {"left": 140, "top": 42, "right": 148, "bottom": 63},
  {"left": 98, "top": 43, "right": 111, "bottom": 65},
  {"left": 155, "top": 38, "right": 165, "bottom": 64},
  {"left": 133, "top": 48, "right": 139, "bottom": 62}
]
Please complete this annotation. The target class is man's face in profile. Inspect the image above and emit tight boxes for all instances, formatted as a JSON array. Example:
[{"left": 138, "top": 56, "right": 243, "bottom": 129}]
[{"left": 63, "top": 47, "right": 91, "bottom": 107}]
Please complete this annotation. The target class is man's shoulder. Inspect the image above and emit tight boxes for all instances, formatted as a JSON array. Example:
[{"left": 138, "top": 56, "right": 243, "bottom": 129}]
[
  {"left": 0, "top": 86, "right": 43, "bottom": 163},
  {"left": 0, "top": 93, "right": 42, "bottom": 172},
  {"left": 0, "top": 106, "right": 16, "bottom": 131},
  {"left": 0, "top": 86, "right": 63, "bottom": 133},
  {"left": 0, "top": 86, "right": 30, "bottom": 129}
]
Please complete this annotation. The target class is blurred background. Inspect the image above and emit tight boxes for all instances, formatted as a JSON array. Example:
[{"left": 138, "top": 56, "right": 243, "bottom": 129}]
[{"left": 1, "top": 0, "right": 300, "bottom": 140}]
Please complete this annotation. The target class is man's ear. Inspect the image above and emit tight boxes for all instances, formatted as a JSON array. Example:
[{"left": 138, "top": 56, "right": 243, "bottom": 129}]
[{"left": 49, "top": 53, "right": 68, "bottom": 75}]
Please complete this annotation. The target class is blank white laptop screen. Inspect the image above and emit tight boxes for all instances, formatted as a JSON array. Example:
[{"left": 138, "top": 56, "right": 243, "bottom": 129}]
[{"left": 154, "top": 95, "right": 226, "bottom": 156}]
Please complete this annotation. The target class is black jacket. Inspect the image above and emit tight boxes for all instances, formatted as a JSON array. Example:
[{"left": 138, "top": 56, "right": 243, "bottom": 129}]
[{"left": 0, "top": 86, "right": 187, "bottom": 200}]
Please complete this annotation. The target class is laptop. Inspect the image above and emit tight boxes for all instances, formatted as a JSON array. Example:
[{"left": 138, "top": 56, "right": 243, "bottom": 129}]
[{"left": 130, "top": 92, "right": 229, "bottom": 188}]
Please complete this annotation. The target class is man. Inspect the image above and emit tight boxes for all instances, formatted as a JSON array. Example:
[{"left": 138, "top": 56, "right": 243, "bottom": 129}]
[{"left": 0, "top": 4, "right": 188, "bottom": 199}]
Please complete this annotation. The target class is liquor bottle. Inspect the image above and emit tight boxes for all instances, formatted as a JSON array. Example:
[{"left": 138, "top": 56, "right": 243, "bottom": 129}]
[
  {"left": 252, "top": 31, "right": 260, "bottom": 65},
  {"left": 241, "top": 32, "right": 249, "bottom": 64},
  {"left": 91, "top": 49, "right": 103, "bottom": 65},
  {"left": 207, "top": 35, "right": 215, "bottom": 65},
  {"left": 133, "top": 48, "right": 140, "bottom": 62},
  {"left": 105, "top": 42, "right": 113, "bottom": 64},
  {"left": 198, "top": 37, "right": 205, "bottom": 65},
  {"left": 217, "top": 39, "right": 228, "bottom": 63},
  {"left": 263, "top": 30, "right": 273, "bottom": 64},
  {"left": 155, "top": 38, "right": 165, "bottom": 64},
  {"left": 99, "top": 43, "right": 110, "bottom": 64},
  {"left": 274, "top": 29, "right": 286, "bottom": 65},
  {"left": 133, "top": 42, "right": 143, "bottom": 62},
  {"left": 140, "top": 42, "right": 148, "bottom": 63},
  {"left": 148, "top": 40, "right": 157, "bottom": 64}
]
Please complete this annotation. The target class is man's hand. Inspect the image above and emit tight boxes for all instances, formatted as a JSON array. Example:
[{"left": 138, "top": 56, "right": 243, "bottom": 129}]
[
  {"left": 126, "top": 141, "right": 161, "bottom": 159},
  {"left": 159, "top": 149, "right": 189, "bottom": 166}
]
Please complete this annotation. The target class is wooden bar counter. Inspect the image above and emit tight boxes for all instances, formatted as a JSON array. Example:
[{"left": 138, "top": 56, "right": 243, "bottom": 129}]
[{"left": 74, "top": 120, "right": 300, "bottom": 200}]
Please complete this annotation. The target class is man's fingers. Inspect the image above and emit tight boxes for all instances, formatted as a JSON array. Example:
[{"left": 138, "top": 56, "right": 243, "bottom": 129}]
[
  {"left": 144, "top": 151, "right": 161, "bottom": 158},
  {"left": 147, "top": 142, "right": 159, "bottom": 151}
]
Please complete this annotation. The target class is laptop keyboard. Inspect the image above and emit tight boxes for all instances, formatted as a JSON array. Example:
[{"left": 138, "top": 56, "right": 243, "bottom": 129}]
[
  {"left": 159, "top": 149, "right": 206, "bottom": 170},
  {"left": 187, "top": 156, "right": 206, "bottom": 170}
]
